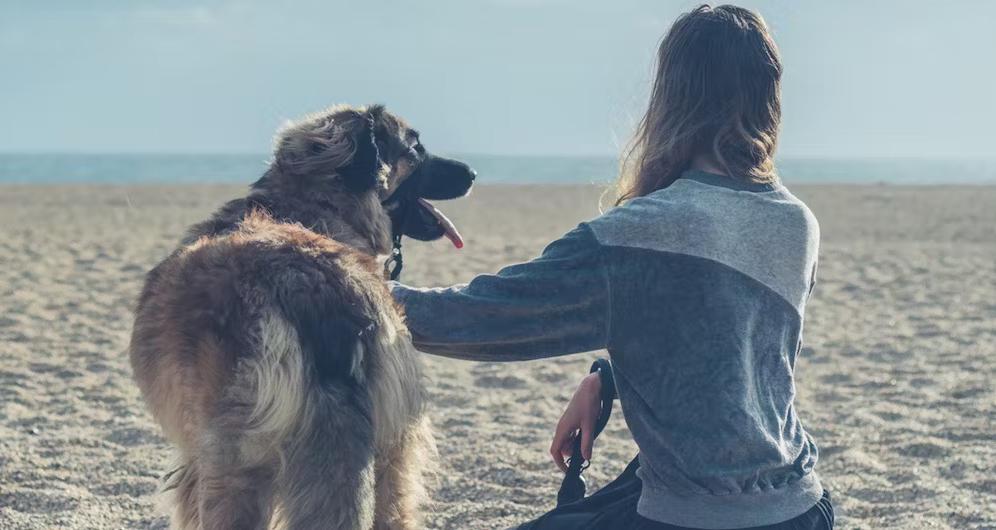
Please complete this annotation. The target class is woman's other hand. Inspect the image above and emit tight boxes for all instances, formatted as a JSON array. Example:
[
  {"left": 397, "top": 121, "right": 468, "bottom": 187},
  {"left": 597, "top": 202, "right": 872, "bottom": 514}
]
[{"left": 550, "top": 372, "right": 602, "bottom": 472}]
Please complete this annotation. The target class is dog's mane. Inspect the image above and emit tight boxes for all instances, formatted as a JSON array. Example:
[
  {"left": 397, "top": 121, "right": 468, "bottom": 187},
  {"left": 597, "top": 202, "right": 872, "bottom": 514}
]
[
  {"left": 181, "top": 105, "right": 392, "bottom": 255},
  {"left": 182, "top": 181, "right": 391, "bottom": 257}
]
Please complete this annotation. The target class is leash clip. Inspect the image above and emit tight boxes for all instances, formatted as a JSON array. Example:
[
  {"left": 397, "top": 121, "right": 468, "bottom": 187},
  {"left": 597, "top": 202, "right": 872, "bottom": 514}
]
[{"left": 383, "top": 236, "right": 404, "bottom": 281}]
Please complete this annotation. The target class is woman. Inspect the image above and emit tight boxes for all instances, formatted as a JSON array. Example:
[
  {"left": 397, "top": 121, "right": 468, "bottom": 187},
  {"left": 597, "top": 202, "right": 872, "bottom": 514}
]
[{"left": 391, "top": 4, "right": 833, "bottom": 529}]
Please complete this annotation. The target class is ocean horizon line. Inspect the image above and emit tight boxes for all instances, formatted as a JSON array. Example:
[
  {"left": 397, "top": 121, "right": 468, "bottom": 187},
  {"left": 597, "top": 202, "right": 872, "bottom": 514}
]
[
  {"left": 2, "top": 151, "right": 995, "bottom": 160},
  {"left": 1, "top": 153, "right": 994, "bottom": 185}
]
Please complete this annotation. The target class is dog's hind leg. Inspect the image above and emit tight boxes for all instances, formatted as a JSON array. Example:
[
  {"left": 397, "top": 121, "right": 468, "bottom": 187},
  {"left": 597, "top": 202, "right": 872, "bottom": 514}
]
[
  {"left": 161, "top": 457, "right": 200, "bottom": 530},
  {"left": 373, "top": 415, "right": 436, "bottom": 530},
  {"left": 276, "top": 387, "right": 377, "bottom": 530},
  {"left": 196, "top": 422, "right": 276, "bottom": 530}
]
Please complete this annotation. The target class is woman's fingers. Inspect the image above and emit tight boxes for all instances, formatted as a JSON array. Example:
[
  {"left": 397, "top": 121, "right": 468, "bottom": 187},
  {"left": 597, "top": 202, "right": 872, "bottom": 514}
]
[
  {"left": 550, "top": 443, "right": 569, "bottom": 472},
  {"left": 550, "top": 422, "right": 572, "bottom": 472},
  {"left": 549, "top": 444, "right": 565, "bottom": 473},
  {"left": 551, "top": 373, "right": 603, "bottom": 472}
]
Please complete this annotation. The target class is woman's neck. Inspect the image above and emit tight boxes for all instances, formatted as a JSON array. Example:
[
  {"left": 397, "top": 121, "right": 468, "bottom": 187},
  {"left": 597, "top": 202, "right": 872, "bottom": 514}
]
[{"left": 690, "top": 153, "right": 727, "bottom": 176}]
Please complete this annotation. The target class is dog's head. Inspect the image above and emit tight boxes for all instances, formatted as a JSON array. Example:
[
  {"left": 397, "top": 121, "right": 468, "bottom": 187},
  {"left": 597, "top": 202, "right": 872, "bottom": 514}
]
[{"left": 264, "top": 104, "right": 475, "bottom": 254}]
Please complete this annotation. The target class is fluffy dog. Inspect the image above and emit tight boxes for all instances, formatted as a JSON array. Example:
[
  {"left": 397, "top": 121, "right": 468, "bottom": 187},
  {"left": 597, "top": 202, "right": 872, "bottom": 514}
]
[{"left": 129, "top": 104, "right": 475, "bottom": 529}]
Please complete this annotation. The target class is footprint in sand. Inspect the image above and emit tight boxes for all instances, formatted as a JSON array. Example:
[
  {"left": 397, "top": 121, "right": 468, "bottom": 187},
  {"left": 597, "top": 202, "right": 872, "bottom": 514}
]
[
  {"left": 0, "top": 490, "right": 80, "bottom": 514},
  {"left": 89, "top": 478, "right": 159, "bottom": 498},
  {"left": 474, "top": 374, "right": 528, "bottom": 389},
  {"left": 896, "top": 441, "right": 952, "bottom": 459},
  {"left": 105, "top": 427, "right": 161, "bottom": 448},
  {"left": 961, "top": 479, "right": 996, "bottom": 496}
]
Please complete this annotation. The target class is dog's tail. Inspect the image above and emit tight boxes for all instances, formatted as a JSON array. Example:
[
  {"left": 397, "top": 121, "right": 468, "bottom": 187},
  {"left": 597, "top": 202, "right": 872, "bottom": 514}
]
[
  {"left": 247, "top": 279, "right": 375, "bottom": 433},
  {"left": 244, "top": 310, "right": 312, "bottom": 442},
  {"left": 247, "top": 309, "right": 378, "bottom": 529}
]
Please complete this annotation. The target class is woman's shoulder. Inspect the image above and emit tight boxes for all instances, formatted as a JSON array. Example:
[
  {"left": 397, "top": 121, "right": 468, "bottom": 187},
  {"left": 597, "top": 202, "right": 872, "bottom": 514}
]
[
  {"left": 584, "top": 179, "right": 818, "bottom": 255},
  {"left": 766, "top": 183, "right": 820, "bottom": 245},
  {"left": 583, "top": 186, "right": 705, "bottom": 250}
]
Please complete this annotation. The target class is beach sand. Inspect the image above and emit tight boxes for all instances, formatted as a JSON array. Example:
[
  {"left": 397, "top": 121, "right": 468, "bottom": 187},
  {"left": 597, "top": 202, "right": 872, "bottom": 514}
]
[{"left": 1, "top": 183, "right": 993, "bottom": 529}]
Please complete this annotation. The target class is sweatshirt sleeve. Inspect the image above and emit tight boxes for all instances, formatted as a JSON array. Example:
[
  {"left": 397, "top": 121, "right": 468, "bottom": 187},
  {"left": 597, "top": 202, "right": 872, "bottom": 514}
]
[{"left": 390, "top": 223, "right": 610, "bottom": 361}]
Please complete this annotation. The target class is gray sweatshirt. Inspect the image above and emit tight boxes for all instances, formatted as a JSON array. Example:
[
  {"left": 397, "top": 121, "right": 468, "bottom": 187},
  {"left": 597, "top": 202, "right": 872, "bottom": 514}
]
[{"left": 390, "top": 170, "right": 823, "bottom": 529}]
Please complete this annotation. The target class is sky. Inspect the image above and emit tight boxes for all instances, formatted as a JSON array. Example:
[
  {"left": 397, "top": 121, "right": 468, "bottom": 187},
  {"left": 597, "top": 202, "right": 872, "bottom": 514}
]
[{"left": 1, "top": 0, "right": 994, "bottom": 158}]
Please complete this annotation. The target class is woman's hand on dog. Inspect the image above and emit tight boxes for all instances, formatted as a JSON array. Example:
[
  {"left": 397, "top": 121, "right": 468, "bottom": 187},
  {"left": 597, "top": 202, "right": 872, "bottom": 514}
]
[{"left": 550, "top": 372, "right": 602, "bottom": 472}]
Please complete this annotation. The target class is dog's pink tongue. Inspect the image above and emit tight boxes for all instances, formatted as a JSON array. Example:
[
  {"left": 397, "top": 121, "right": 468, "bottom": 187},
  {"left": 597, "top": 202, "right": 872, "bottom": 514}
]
[{"left": 417, "top": 198, "right": 464, "bottom": 249}]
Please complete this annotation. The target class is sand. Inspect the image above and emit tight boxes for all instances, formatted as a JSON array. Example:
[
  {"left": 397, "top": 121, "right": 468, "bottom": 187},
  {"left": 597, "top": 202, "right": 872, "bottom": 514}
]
[{"left": 0, "top": 183, "right": 993, "bottom": 529}]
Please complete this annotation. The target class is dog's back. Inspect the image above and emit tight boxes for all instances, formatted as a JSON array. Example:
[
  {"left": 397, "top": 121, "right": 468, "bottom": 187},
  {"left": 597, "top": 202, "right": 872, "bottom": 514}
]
[{"left": 130, "top": 213, "right": 430, "bottom": 530}]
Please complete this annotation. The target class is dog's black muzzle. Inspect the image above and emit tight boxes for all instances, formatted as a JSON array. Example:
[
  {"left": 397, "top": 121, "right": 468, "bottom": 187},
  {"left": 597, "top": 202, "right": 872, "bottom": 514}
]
[
  {"left": 411, "top": 154, "right": 476, "bottom": 201},
  {"left": 381, "top": 153, "right": 475, "bottom": 280},
  {"left": 383, "top": 153, "right": 475, "bottom": 241}
]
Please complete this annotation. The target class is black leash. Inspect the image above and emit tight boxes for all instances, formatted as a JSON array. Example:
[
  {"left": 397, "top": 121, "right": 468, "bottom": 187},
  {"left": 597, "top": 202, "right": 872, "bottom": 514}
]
[
  {"left": 557, "top": 358, "right": 615, "bottom": 507},
  {"left": 382, "top": 181, "right": 413, "bottom": 281}
]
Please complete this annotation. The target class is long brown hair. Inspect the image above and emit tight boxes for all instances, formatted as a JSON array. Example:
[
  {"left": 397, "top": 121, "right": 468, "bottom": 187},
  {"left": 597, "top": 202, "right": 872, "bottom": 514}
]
[{"left": 615, "top": 4, "right": 782, "bottom": 204}]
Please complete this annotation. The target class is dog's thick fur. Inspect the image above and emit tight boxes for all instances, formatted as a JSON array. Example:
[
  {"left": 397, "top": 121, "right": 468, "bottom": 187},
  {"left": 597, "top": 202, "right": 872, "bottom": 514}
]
[{"left": 130, "top": 105, "right": 470, "bottom": 529}]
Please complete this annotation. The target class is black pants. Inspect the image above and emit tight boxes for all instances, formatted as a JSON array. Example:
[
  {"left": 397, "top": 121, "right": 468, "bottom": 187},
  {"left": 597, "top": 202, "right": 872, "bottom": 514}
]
[{"left": 517, "top": 458, "right": 834, "bottom": 530}]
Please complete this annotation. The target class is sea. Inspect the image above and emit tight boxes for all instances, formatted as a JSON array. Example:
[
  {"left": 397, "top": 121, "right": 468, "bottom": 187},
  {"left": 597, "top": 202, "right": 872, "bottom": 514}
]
[{"left": 0, "top": 154, "right": 993, "bottom": 185}]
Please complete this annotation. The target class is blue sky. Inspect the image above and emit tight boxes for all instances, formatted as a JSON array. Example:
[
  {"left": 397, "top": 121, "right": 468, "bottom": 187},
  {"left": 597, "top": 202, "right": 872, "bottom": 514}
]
[{"left": 2, "top": 1, "right": 994, "bottom": 157}]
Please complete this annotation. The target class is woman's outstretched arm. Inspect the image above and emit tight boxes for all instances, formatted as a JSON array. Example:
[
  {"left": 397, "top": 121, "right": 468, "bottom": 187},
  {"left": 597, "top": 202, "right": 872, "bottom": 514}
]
[{"left": 390, "top": 223, "right": 610, "bottom": 361}]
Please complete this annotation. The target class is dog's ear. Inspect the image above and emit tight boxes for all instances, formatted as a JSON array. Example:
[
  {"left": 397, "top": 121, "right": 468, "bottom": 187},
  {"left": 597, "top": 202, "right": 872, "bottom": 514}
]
[
  {"left": 337, "top": 113, "right": 380, "bottom": 193},
  {"left": 272, "top": 109, "right": 379, "bottom": 192},
  {"left": 274, "top": 114, "right": 353, "bottom": 178},
  {"left": 367, "top": 104, "right": 386, "bottom": 121}
]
